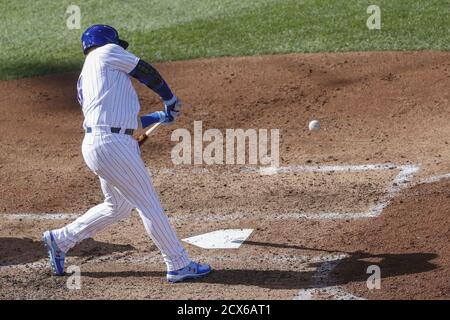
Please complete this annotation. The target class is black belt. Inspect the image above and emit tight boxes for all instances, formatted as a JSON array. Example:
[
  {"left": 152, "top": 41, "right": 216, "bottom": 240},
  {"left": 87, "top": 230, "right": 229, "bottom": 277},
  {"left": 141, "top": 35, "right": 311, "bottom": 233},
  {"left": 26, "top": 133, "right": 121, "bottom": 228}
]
[{"left": 86, "top": 127, "right": 134, "bottom": 135}]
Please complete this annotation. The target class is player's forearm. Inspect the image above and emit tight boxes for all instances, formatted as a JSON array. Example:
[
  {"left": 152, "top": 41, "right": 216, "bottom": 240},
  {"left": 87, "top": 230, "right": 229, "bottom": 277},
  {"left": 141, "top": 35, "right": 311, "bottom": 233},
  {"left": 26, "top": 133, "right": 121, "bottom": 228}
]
[
  {"left": 129, "top": 59, "right": 176, "bottom": 104},
  {"left": 151, "top": 80, "right": 176, "bottom": 104}
]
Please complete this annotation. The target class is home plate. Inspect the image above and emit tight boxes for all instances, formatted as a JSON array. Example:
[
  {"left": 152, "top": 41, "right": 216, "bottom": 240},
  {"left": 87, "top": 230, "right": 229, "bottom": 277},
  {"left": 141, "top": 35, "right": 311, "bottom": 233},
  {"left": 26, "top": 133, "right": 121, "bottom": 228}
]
[{"left": 182, "top": 229, "right": 254, "bottom": 249}]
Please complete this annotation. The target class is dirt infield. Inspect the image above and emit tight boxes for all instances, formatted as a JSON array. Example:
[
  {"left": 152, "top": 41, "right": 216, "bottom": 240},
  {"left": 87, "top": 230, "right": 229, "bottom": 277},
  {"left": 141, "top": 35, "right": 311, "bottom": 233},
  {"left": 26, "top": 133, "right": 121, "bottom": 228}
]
[{"left": 0, "top": 51, "right": 449, "bottom": 299}]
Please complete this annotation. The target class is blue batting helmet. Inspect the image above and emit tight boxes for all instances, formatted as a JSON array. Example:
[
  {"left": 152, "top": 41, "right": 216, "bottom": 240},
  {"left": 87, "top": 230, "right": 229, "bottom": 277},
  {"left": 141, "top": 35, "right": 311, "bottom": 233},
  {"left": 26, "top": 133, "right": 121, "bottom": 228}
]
[{"left": 81, "top": 24, "right": 129, "bottom": 54}]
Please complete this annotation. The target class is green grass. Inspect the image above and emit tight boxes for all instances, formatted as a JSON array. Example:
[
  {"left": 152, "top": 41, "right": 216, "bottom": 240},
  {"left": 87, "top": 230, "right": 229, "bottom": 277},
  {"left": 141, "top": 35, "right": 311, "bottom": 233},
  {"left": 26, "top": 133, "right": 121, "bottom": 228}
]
[{"left": 0, "top": 0, "right": 448, "bottom": 79}]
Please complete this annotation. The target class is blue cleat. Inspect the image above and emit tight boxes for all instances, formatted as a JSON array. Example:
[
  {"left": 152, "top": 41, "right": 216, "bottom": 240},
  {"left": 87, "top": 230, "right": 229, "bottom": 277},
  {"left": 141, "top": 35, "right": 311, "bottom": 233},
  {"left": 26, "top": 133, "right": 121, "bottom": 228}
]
[
  {"left": 167, "top": 261, "right": 212, "bottom": 283},
  {"left": 42, "top": 230, "right": 66, "bottom": 276}
]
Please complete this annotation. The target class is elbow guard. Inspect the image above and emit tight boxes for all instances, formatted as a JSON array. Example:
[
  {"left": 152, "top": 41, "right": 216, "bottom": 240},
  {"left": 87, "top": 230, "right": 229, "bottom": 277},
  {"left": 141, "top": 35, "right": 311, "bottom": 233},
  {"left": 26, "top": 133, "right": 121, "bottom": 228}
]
[
  {"left": 129, "top": 59, "right": 164, "bottom": 89},
  {"left": 129, "top": 59, "right": 174, "bottom": 102}
]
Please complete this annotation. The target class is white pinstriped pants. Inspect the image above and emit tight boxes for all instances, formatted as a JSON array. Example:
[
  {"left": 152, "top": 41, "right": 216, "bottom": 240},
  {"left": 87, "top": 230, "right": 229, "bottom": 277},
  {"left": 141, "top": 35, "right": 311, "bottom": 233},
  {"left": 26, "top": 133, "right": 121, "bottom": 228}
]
[{"left": 52, "top": 129, "right": 190, "bottom": 271}]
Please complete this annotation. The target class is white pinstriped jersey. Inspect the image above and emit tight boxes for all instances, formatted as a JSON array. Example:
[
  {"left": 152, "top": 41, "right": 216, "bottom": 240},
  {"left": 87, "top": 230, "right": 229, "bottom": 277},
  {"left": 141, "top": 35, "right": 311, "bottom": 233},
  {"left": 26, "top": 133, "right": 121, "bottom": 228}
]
[
  {"left": 51, "top": 42, "right": 192, "bottom": 273},
  {"left": 77, "top": 44, "right": 141, "bottom": 130}
]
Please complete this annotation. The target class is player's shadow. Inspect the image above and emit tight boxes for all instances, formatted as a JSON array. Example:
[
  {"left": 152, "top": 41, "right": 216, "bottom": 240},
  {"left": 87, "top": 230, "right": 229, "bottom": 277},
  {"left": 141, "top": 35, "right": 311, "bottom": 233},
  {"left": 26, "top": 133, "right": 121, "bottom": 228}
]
[
  {"left": 222, "top": 240, "right": 439, "bottom": 289},
  {"left": 0, "top": 237, "right": 135, "bottom": 267},
  {"left": 80, "top": 241, "right": 438, "bottom": 290},
  {"left": 81, "top": 269, "right": 317, "bottom": 289}
]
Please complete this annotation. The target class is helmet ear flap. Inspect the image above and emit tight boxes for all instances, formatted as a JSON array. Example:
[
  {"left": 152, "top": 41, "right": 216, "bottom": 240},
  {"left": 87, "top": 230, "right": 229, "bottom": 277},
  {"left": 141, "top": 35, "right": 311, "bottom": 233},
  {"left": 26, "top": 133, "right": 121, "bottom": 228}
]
[{"left": 118, "top": 39, "right": 129, "bottom": 50}]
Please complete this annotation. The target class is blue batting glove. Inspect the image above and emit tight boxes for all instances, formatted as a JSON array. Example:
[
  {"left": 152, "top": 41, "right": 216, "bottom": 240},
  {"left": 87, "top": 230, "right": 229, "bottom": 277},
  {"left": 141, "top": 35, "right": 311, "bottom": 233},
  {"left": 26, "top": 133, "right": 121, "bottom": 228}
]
[
  {"left": 164, "top": 98, "right": 182, "bottom": 124},
  {"left": 140, "top": 97, "right": 181, "bottom": 127},
  {"left": 140, "top": 111, "right": 167, "bottom": 128}
]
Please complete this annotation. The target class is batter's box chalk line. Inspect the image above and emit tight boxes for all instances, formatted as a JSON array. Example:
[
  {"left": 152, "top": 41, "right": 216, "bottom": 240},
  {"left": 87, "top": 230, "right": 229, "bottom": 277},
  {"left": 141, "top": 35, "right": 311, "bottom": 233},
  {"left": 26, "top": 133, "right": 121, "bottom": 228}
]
[
  {"left": 294, "top": 254, "right": 365, "bottom": 300},
  {"left": 0, "top": 249, "right": 362, "bottom": 300},
  {"left": 241, "top": 163, "right": 421, "bottom": 219},
  {"left": 4, "top": 163, "right": 435, "bottom": 221},
  {"left": 3, "top": 163, "right": 444, "bottom": 301}
]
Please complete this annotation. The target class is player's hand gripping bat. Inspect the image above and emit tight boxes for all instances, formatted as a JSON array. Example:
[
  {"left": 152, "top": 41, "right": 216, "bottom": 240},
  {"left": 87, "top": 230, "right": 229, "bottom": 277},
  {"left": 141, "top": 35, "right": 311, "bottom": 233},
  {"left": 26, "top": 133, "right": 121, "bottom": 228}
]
[{"left": 136, "top": 122, "right": 162, "bottom": 147}]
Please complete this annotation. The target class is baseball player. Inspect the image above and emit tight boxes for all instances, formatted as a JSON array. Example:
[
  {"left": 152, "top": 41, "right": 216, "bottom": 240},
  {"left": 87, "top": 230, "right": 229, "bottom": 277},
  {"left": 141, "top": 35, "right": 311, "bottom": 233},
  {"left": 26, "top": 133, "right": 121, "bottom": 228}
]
[{"left": 42, "top": 24, "right": 211, "bottom": 283}]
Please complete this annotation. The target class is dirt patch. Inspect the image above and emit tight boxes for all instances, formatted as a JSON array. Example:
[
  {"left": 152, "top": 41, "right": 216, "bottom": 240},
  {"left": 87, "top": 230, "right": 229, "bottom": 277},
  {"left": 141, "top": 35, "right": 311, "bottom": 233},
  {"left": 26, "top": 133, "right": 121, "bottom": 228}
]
[
  {"left": 331, "top": 180, "right": 450, "bottom": 299},
  {"left": 0, "top": 51, "right": 449, "bottom": 299},
  {"left": 151, "top": 168, "right": 396, "bottom": 215}
]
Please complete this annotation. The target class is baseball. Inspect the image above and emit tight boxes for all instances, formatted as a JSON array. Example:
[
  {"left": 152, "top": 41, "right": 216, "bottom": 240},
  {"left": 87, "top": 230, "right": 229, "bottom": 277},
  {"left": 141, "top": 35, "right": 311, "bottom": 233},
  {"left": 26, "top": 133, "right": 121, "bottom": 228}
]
[{"left": 308, "top": 120, "right": 321, "bottom": 131}]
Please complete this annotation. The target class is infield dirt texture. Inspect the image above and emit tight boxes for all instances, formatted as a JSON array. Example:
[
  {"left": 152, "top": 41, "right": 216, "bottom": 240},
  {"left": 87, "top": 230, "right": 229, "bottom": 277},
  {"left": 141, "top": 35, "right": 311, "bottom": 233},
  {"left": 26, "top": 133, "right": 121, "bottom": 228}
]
[
  {"left": 0, "top": 50, "right": 449, "bottom": 299},
  {"left": 0, "top": 0, "right": 449, "bottom": 301}
]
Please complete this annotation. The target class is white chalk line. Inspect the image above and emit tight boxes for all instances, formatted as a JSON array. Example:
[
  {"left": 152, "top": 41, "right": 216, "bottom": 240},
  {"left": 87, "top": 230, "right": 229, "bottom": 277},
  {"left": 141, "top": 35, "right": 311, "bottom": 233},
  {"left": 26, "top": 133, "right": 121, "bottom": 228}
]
[
  {"left": 295, "top": 286, "right": 364, "bottom": 300},
  {"left": 0, "top": 210, "right": 407, "bottom": 222},
  {"left": 245, "top": 163, "right": 420, "bottom": 219},
  {"left": 0, "top": 260, "right": 48, "bottom": 273},
  {"left": 243, "top": 163, "right": 401, "bottom": 175},
  {"left": 149, "top": 163, "right": 402, "bottom": 175},
  {"left": 151, "top": 164, "right": 449, "bottom": 186},
  {"left": 367, "top": 164, "right": 420, "bottom": 216},
  {"left": 3, "top": 163, "right": 422, "bottom": 222},
  {"left": 3, "top": 213, "right": 81, "bottom": 220},
  {"left": 294, "top": 254, "right": 365, "bottom": 300},
  {"left": 289, "top": 164, "right": 418, "bottom": 300},
  {"left": 418, "top": 172, "right": 450, "bottom": 185},
  {"left": 2, "top": 164, "right": 448, "bottom": 300},
  {"left": 0, "top": 210, "right": 394, "bottom": 222},
  {"left": 0, "top": 249, "right": 363, "bottom": 300},
  {"left": 241, "top": 163, "right": 420, "bottom": 300}
]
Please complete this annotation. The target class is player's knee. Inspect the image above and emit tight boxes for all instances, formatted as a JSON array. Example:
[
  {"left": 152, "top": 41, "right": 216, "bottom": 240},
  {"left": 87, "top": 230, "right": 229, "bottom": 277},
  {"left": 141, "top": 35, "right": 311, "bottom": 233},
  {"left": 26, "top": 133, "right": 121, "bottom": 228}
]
[
  {"left": 117, "top": 203, "right": 133, "bottom": 219},
  {"left": 105, "top": 200, "right": 133, "bottom": 219}
]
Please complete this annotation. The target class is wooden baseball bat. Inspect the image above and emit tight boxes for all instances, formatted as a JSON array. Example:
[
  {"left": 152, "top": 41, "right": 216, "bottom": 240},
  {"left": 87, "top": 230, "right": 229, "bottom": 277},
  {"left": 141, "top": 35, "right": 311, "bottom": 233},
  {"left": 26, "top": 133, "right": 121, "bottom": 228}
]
[{"left": 137, "top": 122, "right": 162, "bottom": 146}]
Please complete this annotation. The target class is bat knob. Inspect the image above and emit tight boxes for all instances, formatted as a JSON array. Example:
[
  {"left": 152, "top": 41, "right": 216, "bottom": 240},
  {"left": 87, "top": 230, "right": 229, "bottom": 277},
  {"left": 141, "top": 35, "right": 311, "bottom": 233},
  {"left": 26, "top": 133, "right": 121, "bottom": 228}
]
[{"left": 137, "top": 134, "right": 148, "bottom": 146}]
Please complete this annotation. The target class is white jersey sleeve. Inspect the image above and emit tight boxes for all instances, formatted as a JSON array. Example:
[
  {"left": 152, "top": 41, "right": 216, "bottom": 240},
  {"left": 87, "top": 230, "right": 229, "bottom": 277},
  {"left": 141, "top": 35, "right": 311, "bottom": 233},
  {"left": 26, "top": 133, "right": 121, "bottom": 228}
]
[
  {"left": 97, "top": 44, "right": 140, "bottom": 74},
  {"left": 79, "top": 43, "right": 142, "bottom": 129}
]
